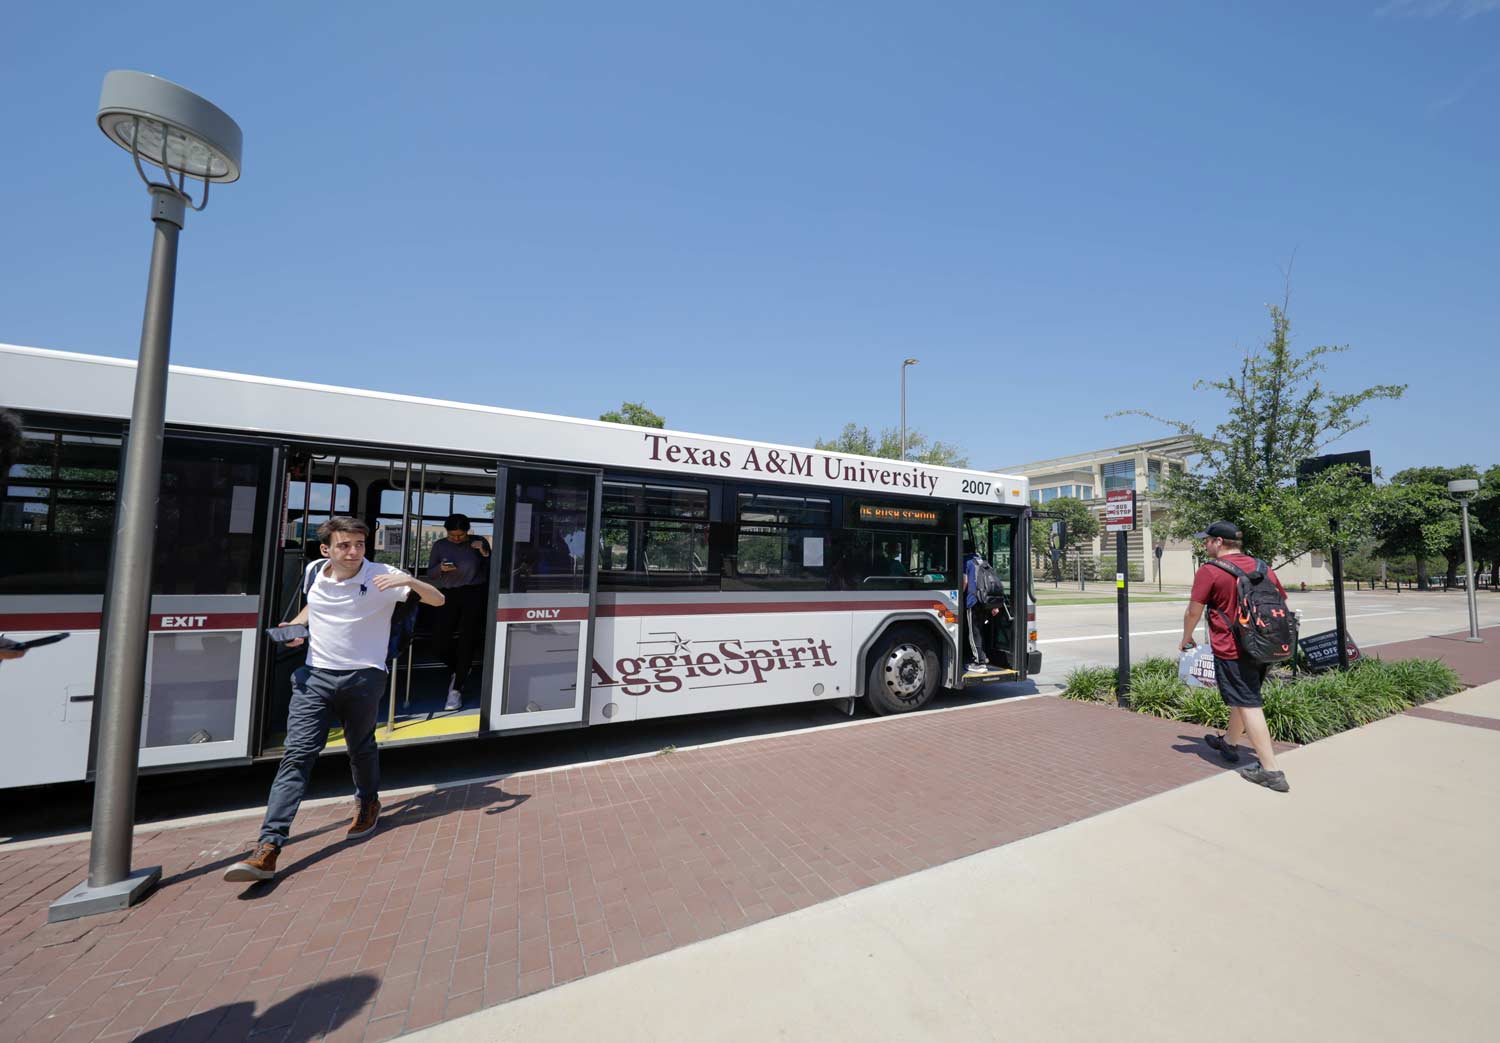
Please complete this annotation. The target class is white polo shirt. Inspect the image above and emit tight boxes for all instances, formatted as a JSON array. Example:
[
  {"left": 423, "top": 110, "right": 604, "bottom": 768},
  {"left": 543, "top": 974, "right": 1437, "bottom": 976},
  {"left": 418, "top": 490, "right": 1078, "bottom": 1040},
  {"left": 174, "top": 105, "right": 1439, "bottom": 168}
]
[{"left": 306, "top": 560, "right": 409, "bottom": 672}]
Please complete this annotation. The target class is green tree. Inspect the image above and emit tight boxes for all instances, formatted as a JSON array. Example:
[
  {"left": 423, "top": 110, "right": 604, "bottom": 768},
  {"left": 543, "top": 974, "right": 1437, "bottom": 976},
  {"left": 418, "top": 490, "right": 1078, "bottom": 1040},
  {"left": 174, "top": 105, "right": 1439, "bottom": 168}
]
[
  {"left": 1475, "top": 466, "right": 1500, "bottom": 588},
  {"left": 815, "top": 423, "right": 968, "bottom": 467},
  {"left": 1373, "top": 466, "right": 1483, "bottom": 590},
  {"left": 1118, "top": 303, "right": 1404, "bottom": 568},
  {"left": 1030, "top": 497, "right": 1099, "bottom": 578},
  {"left": 599, "top": 402, "right": 665, "bottom": 428}
]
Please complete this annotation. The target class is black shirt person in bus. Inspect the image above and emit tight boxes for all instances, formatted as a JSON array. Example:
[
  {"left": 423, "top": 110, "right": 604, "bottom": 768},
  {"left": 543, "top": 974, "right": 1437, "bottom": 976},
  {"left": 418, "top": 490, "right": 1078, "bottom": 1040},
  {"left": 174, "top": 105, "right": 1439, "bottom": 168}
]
[
  {"left": 962, "top": 539, "right": 1003, "bottom": 671},
  {"left": 427, "top": 513, "right": 490, "bottom": 711}
]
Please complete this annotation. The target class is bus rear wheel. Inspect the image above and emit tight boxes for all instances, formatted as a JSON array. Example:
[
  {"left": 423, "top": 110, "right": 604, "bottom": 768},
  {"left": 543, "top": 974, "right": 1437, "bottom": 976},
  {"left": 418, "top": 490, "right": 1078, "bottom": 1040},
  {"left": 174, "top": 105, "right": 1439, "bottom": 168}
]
[{"left": 865, "top": 628, "right": 940, "bottom": 716}]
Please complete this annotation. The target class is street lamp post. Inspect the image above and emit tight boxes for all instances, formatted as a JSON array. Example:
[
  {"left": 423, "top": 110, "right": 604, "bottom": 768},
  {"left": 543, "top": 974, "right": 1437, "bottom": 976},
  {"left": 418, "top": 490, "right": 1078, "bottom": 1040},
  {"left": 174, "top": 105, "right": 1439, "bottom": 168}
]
[
  {"left": 50, "top": 72, "right": 242, "bottom": 923},
  {"left": 1448, "top": 479, "right": 1483, "bottom": 643},
  {"left": 900, "top": 358, "right": 919, "bottom": 460}
]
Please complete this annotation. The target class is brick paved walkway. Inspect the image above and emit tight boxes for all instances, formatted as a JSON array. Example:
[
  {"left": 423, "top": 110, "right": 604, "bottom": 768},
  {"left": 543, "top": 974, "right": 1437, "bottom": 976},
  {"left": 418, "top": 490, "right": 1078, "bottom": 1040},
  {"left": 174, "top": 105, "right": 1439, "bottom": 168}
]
[
  {"left": 1372, "top": 625, "right": 1500, "bottom": 687},
  {"left": 0, "top": 697, "right": 1234, "bottom": 1043}
]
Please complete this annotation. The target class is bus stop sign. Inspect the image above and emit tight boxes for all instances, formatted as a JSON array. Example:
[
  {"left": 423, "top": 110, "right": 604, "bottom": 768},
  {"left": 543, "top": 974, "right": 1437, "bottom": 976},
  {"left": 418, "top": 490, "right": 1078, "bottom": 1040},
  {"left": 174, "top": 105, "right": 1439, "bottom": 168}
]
[{"left": 1105, "top": 490, "right": 1136, "bottom": 532}]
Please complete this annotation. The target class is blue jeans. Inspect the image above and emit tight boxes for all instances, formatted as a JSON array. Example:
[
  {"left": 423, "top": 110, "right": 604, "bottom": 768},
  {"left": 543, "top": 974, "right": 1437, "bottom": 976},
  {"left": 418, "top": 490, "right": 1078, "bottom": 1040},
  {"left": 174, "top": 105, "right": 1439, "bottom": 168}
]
[{"left": 260, "top": 665, "right": 385, "bottom": 847}]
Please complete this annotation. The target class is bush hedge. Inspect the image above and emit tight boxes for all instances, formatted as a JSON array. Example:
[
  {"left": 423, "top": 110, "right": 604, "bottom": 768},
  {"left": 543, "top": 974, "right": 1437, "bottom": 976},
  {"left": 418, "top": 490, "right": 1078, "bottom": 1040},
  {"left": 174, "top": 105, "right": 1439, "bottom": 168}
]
[{"left": 1060, "top": 656, "right": 1462, "bottom": 744}]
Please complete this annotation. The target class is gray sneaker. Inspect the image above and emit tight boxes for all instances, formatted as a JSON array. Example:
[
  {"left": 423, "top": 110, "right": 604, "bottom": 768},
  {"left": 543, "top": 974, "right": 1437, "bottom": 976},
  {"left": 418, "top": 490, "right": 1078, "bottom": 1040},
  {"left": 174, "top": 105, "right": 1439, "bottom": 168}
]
[{"left": 1239, "top": 765, "right": 1289, "bottom": 792}]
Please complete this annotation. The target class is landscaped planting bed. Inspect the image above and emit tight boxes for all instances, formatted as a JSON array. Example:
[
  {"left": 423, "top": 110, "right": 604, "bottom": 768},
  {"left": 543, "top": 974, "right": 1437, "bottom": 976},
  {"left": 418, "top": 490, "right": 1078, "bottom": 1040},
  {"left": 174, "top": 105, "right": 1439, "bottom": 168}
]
[{"left": 1061, "top": 656, "right": 1462, "bottom": 744}]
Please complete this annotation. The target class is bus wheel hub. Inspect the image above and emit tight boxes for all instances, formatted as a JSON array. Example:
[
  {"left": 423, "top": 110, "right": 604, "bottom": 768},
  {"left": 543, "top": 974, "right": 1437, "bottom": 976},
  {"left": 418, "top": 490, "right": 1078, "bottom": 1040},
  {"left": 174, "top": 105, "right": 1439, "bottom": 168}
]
[{"left": 883, "top": 644, "right": 925, "bottom": 699}]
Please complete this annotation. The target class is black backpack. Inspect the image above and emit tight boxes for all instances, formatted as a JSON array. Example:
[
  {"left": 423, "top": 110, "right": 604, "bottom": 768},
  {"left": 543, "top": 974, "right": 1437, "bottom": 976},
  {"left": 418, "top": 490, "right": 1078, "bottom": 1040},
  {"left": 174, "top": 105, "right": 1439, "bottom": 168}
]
[
  {"left": 300, "top": 559, "right": 420, "bottom": 665},
  {"left": 970, "top": 555, "right": 1006, "bottom": 606},
  {"left": 1207, "top": 558, "right": 1296, "bottom": 665}
]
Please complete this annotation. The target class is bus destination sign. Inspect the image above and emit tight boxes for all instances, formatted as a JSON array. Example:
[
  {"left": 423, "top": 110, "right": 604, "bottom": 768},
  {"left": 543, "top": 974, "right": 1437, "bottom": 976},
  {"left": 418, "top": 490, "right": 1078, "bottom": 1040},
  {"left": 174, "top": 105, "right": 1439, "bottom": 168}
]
[{"left": 856, "top": 504, "right": 941, "bottom": 527}]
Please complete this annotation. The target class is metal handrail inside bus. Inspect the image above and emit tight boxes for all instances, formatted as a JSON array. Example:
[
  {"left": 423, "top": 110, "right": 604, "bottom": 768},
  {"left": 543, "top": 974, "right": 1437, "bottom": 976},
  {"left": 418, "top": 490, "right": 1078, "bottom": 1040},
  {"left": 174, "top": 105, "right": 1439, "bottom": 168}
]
[
  {"left": 404, "top": 462, "right": 427, "bottom": 709},
  {"left": 388, "top": 459, "right": 412, "bottom": 735}
]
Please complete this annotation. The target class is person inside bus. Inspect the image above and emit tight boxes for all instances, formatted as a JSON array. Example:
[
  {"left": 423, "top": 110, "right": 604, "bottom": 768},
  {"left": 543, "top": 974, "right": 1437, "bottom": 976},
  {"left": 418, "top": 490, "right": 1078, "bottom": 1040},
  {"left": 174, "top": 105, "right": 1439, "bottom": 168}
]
[
  {"left": 962, "top": 538, "right": 1003, "bottom": 671},
  {"left": 877, "top": 540, "right": 906, "bottom": 577},
  {"left": 427, "top": 513, "right": 490, "bottom": 711}
]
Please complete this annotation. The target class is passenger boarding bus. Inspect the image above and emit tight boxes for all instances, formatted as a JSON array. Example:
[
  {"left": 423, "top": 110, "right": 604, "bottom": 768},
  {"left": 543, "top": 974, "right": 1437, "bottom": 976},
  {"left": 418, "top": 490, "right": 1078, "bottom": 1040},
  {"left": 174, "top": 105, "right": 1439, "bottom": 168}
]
[{"left": 0, "top": 344, "right": 1039, "bottom": 791}]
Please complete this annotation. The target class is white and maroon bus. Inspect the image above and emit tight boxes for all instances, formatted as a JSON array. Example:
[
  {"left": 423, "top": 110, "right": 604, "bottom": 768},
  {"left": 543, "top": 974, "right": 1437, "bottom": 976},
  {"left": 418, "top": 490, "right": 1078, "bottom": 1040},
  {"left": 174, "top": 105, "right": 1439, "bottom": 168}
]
[{"left": 0, "top": 344, "right": 1038, "bottom": 790}]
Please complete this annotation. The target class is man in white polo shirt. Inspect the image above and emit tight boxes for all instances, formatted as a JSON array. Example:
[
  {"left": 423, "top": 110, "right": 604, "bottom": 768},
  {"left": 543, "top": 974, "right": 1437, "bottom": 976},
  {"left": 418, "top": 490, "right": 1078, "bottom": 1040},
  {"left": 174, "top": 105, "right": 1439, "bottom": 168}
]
[{"left": 225, "top": 516, "right": 445, "bottom": 882}]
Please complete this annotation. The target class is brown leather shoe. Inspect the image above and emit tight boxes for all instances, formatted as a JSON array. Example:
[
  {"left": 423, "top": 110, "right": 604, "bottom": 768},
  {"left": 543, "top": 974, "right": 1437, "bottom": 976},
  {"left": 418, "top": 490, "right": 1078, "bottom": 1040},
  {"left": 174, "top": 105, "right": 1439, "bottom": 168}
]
[
  {"left": 223, "top": 842, "right": 279, "bottom": 882},
  {"left": 347, "top": 797, "right": 380, "bottom": 839}
]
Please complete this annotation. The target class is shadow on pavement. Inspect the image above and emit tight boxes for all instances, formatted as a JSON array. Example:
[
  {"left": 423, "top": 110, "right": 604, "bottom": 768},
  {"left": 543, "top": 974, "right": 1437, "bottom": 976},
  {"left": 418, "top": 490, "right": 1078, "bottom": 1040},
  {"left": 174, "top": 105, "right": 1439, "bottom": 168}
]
[
  {"left": 2, "top": 681, "right": 1043, "bottom": 844},
  {"left": 134, "top": 973, "right": 378, "bottom": 1042},
  {"left": 233, "top": 784, "right": 530, "bottom": 899}
]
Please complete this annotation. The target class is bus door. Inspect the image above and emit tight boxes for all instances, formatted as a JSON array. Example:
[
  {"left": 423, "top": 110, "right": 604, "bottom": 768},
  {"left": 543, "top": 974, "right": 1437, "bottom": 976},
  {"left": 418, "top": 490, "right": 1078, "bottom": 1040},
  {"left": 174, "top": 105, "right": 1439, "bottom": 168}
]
[
  {"left": 958, "top": 508, "right": 1025, "bottom": 681},
  {"left": 132, "top": 437, "right": 276, "bottom": 771},
  {"left": 487, "top": 465, "right": 601, "bottom": 732},
  {"left": 259, "top": 453, "right": 498, "bottom": 753}
]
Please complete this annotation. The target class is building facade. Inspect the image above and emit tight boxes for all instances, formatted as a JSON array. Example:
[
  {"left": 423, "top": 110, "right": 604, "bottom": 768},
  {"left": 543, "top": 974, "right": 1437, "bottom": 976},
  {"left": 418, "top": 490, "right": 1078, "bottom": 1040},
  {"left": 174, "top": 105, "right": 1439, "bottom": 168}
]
[{"left": 994, "top": 437, "right": 1334, "bottom": 587}]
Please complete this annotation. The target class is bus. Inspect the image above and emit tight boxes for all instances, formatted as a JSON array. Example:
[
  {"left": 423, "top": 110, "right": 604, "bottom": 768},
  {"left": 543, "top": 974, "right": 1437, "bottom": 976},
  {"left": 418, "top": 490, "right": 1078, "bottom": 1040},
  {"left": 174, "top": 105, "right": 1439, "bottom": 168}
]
[{"left": 0, "top": 344, "right": 1039, "bottom": 791}]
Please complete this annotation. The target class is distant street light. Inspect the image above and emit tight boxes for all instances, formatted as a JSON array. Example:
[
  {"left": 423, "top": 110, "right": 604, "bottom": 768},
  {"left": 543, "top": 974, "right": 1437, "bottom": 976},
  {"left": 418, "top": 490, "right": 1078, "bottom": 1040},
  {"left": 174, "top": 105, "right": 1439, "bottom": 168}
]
[
  {"left": 1447, "top": 479, "right": 1483, "bottom": 643},
  {"left": 900, "top": 358, "right": 919, "bottom": 460},
  {"left": 50, "top": 72, "right": 242, "bottom": 923}
]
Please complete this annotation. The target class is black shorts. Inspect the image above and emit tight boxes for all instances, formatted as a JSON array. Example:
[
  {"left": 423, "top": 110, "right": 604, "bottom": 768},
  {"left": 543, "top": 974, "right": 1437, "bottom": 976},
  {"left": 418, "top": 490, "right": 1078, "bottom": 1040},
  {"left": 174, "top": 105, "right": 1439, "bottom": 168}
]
[{"left": 1215, "top": 656, "right": 1268, "bottom": 708}]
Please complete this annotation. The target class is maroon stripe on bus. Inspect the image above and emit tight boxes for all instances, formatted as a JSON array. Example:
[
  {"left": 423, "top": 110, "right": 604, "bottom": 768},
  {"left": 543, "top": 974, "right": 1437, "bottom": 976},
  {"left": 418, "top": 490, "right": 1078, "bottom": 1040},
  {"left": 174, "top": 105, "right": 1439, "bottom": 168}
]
[
  {"left": 0, "top": 613, "right": 104, "bottom": 631},
  {"left": 0, "top": 612, "right": 260, "bottom": 632},
  {"left": 598, "top": 600, "right": 947, "bottom": 618},
  {"left": 149, "top": 614, "right": 260, "bottom": 631},
  {"left": 496, "top": 607, "right": 591, "bottom": 623}
]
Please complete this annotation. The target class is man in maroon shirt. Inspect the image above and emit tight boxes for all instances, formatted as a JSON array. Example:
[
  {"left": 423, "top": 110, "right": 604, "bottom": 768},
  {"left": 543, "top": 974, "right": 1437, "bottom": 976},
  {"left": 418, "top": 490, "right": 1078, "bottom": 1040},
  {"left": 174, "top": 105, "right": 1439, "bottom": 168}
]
[{"left": 1179, "top": 521, "right": 1290, "bottom": 792}]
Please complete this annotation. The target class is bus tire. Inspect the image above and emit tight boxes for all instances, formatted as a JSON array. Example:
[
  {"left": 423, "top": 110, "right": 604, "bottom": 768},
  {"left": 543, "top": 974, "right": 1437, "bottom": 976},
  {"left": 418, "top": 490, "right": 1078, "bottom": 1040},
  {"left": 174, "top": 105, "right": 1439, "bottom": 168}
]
[{"left": 865, "top": 627, "right": 940, "bottom": 716}]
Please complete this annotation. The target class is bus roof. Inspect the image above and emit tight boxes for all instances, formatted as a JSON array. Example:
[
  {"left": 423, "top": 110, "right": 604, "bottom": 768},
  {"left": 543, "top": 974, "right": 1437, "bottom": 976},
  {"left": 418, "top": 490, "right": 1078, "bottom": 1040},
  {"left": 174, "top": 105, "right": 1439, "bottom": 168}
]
[{"left": 1, "top": 343, "right": 1028, "bottom": 507}]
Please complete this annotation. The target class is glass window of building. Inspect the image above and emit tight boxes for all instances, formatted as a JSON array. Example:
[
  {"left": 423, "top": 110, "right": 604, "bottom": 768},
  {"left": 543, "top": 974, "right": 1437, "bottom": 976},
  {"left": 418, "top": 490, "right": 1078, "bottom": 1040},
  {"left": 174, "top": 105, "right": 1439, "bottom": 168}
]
[
  {"left": 1148, "top": 459, "right": 1163, "bottom": 491},
  {"left": 1102, "top": 461, "right": 1135, "bottom": 492}
]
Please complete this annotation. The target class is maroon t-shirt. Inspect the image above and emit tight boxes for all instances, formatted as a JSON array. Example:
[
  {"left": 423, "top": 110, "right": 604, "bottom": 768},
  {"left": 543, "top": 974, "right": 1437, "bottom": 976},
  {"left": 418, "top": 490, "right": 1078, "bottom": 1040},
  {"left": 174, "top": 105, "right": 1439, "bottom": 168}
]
[{"left": 1190, "top": 553, "right": 1288, "bottom": 659}]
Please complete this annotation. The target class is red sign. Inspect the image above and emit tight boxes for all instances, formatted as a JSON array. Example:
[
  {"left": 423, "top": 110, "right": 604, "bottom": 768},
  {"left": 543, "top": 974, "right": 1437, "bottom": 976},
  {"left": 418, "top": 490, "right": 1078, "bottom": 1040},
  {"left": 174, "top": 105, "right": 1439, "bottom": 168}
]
[{"left": 1105, "top": 490, "right": 1136, "bottom": 532}]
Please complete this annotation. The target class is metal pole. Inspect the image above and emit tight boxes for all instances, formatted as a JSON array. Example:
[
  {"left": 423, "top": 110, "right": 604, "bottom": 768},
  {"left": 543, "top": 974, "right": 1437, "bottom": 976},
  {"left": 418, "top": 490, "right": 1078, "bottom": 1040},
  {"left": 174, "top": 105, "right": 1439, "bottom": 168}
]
[
  {"left": 389, "top": 461, "right": 412, "bottom": 732},
  {"left": 1331, "top": 520, "right": 1350, "bottom": 671},
  {"left": 1115, "top": 530, "right": 1130, "bottom": 706},
  {"left": 900, "top": 363, "right": 907, "bottom": 461},
  {"left": 1460, "top": 498, "right": 1482, "bottom": 642},
  {"left": 406, "top": 463, "right": 427, "bottom": 706},
  {"left": 53, "top": 188, "right": 185, "bottom": 920}
]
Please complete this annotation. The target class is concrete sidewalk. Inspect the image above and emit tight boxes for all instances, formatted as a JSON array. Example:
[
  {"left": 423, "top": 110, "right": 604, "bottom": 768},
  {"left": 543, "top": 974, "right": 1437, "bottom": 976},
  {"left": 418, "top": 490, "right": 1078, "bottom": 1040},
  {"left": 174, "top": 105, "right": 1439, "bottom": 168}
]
[{"left": 410, "top": 682, "right": 1500, "bottom": 1043}]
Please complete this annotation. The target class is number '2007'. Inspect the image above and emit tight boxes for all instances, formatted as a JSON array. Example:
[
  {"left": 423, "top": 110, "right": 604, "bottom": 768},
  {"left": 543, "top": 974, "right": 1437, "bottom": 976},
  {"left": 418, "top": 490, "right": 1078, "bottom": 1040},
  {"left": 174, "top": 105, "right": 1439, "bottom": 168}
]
[{"left": 961, "top": 480, "right": 991, "bottom": 495}]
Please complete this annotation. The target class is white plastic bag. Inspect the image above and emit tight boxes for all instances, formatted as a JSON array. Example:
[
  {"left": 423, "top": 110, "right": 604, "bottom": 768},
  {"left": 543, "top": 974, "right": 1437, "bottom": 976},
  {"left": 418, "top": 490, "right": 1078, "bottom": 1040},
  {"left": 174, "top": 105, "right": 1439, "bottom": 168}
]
[{"left": 1178, "top": 645, "right": 1217, "bottom": 689}]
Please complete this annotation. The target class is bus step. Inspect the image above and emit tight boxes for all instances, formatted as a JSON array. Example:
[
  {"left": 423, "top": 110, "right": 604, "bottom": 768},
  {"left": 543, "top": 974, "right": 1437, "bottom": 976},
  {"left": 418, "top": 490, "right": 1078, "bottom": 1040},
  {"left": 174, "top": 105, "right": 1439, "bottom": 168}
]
[{"left": 962, "top": 667, "right": 1019, "bottom": 683}]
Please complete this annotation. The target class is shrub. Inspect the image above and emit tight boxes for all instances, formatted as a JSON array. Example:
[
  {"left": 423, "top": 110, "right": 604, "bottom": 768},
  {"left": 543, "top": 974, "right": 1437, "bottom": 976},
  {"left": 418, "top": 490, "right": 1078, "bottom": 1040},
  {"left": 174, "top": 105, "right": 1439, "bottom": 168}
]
[
  {"left": 1345, "top": 661, "right": 1411, "bottom": 718},
  {"left": 1131, "top": 657, "right": 1179, "bottom": 684},
  {"left": 1125, "top": 674, "right": 1185, "bottom": 719},
  {"left": 1382, "top": 658, "right": 1462, "bottom": 704},
  {"left": 1177, "top": 685, "right": 1229, "bottom": 729},
  {"left": 1062, "top": 665, "right": 1116, "bottom": 702},
  {"left": 1262, "top": 678, "right": 1338, "bottom": 745}
]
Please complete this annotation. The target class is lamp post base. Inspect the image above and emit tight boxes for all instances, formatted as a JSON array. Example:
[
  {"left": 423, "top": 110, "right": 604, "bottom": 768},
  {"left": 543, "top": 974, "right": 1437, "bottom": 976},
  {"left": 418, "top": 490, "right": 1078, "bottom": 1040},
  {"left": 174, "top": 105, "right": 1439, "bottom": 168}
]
[
  {"left": 1465, "top": 636, "right": 1484, "bottom": 644},
  {"left": 47, "top": 867, "right": 161, "bottom": 923}
]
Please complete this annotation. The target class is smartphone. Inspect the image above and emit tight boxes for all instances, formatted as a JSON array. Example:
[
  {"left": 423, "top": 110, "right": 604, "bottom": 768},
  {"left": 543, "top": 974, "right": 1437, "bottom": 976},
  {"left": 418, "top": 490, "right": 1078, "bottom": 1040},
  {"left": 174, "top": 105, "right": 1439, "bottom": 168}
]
[{"left": 4, "top": 632, "right": 70, "bottom": 651}]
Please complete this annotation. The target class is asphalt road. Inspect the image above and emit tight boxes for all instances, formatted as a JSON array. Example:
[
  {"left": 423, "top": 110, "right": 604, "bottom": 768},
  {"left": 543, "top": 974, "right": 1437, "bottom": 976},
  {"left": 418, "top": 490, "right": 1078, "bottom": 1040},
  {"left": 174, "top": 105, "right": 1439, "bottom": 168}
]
[
  {"left": 3, "top": 587, "right": 1491, "bottom": 844},
  {"left": 1032, "top": 587, "right": 1499, "bottom": 686}
]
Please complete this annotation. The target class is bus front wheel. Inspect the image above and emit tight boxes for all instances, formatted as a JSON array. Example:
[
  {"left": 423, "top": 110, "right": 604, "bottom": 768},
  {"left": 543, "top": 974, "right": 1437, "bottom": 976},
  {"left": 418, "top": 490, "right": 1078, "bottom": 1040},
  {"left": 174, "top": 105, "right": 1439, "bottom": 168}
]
[{"left": 865, "top": 628, "right": 940, "bottom": 716}]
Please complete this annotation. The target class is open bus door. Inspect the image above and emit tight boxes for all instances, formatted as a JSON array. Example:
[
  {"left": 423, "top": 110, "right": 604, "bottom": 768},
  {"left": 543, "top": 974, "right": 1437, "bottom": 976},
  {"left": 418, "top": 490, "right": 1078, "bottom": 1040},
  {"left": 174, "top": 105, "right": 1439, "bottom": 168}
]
[{"left": 957, "top": 507, "right": 1032, "bottom": 685}]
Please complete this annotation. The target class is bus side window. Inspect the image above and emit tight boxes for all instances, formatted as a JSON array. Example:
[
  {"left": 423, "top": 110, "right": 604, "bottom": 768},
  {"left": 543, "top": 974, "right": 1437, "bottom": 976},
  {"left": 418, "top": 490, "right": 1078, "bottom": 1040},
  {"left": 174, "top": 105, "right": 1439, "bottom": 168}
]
[{"left": 0, "top": 425, "right": 121, "bottom": 596}]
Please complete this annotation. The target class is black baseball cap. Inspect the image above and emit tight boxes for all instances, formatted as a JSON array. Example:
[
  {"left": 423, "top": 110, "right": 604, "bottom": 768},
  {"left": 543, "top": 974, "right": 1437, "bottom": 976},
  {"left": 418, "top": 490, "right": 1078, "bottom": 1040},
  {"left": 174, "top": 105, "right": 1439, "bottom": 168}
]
[
  {"left": 443, "top": 513, "right": 471, "bottom": 531},
  {"left": 1193, "top": 521, "right": 1242, "bottom": 540}
]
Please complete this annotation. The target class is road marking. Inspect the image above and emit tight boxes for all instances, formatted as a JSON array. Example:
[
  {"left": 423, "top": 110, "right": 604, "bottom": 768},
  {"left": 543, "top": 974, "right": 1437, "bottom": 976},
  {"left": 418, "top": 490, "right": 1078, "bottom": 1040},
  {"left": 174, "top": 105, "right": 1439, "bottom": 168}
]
[{"left": 1038, "top": 609, "right": 1427, "bottom": 645}]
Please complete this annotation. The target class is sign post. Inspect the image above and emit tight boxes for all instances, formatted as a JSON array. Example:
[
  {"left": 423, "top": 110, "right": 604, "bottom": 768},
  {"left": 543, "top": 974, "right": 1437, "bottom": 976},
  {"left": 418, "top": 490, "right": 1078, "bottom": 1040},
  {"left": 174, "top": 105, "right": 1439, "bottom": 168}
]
[
  {"left": 1154, "top": 543, "right": 1163, "bottom": 592},
  {"left": 1106, "top": 489, "right": 1136, "bottom": 705},
  {"left": 1298, "top": 451, "right": 1372, "bottom": 672}
]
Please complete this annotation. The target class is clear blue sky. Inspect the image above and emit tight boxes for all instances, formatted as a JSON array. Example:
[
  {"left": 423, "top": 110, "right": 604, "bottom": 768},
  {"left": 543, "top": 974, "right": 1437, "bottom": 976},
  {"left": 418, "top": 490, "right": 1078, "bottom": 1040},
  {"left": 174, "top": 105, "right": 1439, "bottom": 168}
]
[{"left": 2, "top": 1, "right": 1495, "bottom": 476}]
